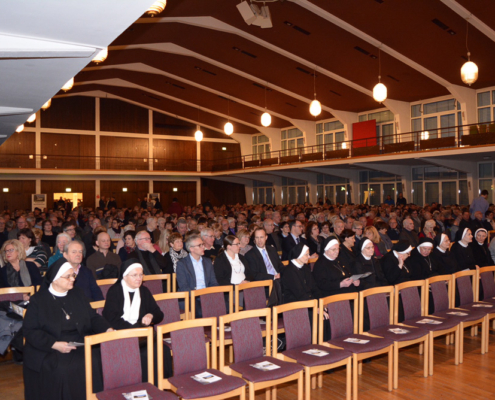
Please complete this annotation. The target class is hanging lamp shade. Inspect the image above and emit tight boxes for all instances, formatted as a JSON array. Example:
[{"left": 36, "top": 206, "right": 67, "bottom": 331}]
[
  {"left": 373, "top": 82, "right": 387, "bottom": 103},
  {"left": 195, "top": 129, "right": 203, "bottom": 142},
  {"left": 92, "top": 48, "right": 108, "bottom": 64},
  {"left": 16, "top": 124, "right": 24, "bottom": 133},
  {"left": 261, "top": 111, "right": 271, "bottom": 127},
  {"left": 224, "top": 122, "right": 234, "bottom": 135},
  {"left": 309, "top": 99, "right": 321, "bottom": 116},
  {"left": 41, "top": 99, "right": 52, "bottom": 110},
  {"left": 61, "top": 78, "right": 74, "bottom": 92},
  {"left": 147, "top": 0, "right": 166, "bottom": 16},
  {"left": 27, "top": 113, "right": 36, "bottom": 123},
  {"left": 461, "top": 59, "right": 478, "bottom": 86}
]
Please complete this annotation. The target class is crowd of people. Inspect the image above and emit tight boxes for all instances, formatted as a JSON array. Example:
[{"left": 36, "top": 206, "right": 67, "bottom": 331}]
[{"left": 1, "top": 190, "right": 494, "bottom": 399}]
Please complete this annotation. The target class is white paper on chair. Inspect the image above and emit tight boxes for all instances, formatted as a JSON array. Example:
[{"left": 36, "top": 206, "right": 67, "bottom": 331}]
[
  {"left": 447, "top": 311, "right": 468, "bottom": 316},
  {"left": 259, "top": 319, "right": 266, "bottom": 325},
  {"left": 472, "top": 304, "right": 493, "bottom": 308},
  {"left": 163, "top": 338, "right": 172, "bottom": 344},
  {"left": 217, "top": 326, "right": 232, "bottom": 332},
  {"left": 191, "top": 371, "right": 222, "bottom": 385},
  {"left": 343, "top": 338, "right": 370, "bottom": 344},
  {"left": 416, "top": 319, "right": 443, "bottom": 325},
  {"left": 122, "top": 389, "right": 149, "bottom": 399},
  {"left": 388, "top": 328, "right": 409, "bottom": 334},
  {"left": 250, "top": 361, "right": 281, "bottom": 371},
  {"left": 10, "top": 302, "right": 25, "bottom": 317},
  {"left": 302, "top": 349, "right": 329, "bottom": 357}
]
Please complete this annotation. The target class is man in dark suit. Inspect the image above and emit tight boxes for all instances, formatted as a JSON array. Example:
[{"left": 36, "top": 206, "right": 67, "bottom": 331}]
[
  {"left": 281, "top": 220, "right": 306, "bottom": 261},
  {"left": 245, "top": 227, "right": 284, "bottom": 282},
  {"left": 176, "top": 233, "right": 218, "bottom": 317}
]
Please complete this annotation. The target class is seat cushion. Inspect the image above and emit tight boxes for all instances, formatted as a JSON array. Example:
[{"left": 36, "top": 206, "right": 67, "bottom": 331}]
[
  {"left": 434, "top": 308, "right": 486, "bottom": 323},
  {"left": 168, "top": 369, "right": 245, "bottom": 399},
  {"left": 96, "top": 382, "right": 178, "bottom": 400},
  {"left": 458, "top": 303, "right": 494, "bottom": 316},
  {"left": 229, "top": 356, "right": 303, "bottom": 383},
  {"left": 283, "top": 344, "right": 351, "bottom": 367},
  {"left": 328, "top": 334, "right": 393, "bottom": 354},
  {"left": 367, "top": 324, "right": 428, "bottom": 343},
  {"left": 402, "top": 317, "right": 459, "bottom": 332}
]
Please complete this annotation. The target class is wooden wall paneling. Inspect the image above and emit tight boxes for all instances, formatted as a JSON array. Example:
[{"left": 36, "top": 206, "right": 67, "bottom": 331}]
[
  {"left": 40, "top": 180, "right": 95, "bottom": 209},
  {"left": 100, "top": 98, "right": 148, "bottom": 134},
  {"left": 0, "top": 132, "right": 36, "bottom": 168},
  {"left": 201, "top": 178, "right": 246, "bottom": 206},
  {"left": 100, "top": 136, "right": 149, "bottom": 170},
  {"left": 0, "top": 180, "right": 36, "bottom": 212},
  {"left": 153, "top": 181, "right": 197, "bottom": 209},
  {"left": 153, "top": 112, "right": 196, "bottom": 137},
  {"left": 100, "top": 181, "right": 149, "bottom": 209},
  {"left": 40, "top": 133, "right": 95, "bottom": 169},
  {"left": 153, "top": 139, "right": 197, "bottom": 171},
  {"left": 201, "top": 141, "right": 241, "bottom": 171},
  {"left": 40, "top": 96, "right": 96, "bottom": 130}
]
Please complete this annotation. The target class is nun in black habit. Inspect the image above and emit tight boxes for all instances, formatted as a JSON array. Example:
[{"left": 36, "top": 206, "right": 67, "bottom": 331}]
[
  {"left": 380, "top": 241, "right": 413, "bottom": 285},
  {"left": 431, "top": 233, "right": 460, "bottom": 274},
  {"left": 451, "top": 228, "right": 478, "bottom": 270},
  {"left": 470, "top": 228, "right": 492, "bottom": 267},
  {"left": 408, "top": 237, "right": 439, "bottom": 280},
  {"left": 23, "top": 259, "right": 112, "bottom": 400},
  {"left": 351, "top": 238, "right": 388, "bottom": 290}
]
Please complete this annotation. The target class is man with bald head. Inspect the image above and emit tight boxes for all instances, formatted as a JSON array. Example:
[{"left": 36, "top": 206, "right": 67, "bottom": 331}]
[
  {"left": 86, "top": 231, "right": 122, "bottom": 279},
  {"left": 129, "top": 230, "right": 171, "bottom": 276}
]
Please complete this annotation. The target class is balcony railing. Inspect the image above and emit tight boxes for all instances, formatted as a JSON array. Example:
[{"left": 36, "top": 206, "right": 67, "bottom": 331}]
[{"left": 0, "top": 121, "right": 494, "bottom": 173}]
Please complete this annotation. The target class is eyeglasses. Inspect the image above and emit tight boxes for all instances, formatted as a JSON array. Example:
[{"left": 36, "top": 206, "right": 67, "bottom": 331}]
[
  {"left": 65, "top": 228, "right": 75, "bottom": 232},
  {"left": 5, "top": 248, "right": 16, "bottom": 254},
  {"left": 190, "top": 243, "right": 205, "bottom": 248},
  {"left": 128, "top": 274, "right": 144, "bottom": 279},
  {"left": 61, "top": 273, "right": 77, "bottom": 280}
]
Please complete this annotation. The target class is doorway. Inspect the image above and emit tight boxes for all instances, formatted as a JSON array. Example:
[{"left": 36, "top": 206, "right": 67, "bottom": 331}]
[{"left": 53, "top": 193, "right": 83, "bottom": 209}]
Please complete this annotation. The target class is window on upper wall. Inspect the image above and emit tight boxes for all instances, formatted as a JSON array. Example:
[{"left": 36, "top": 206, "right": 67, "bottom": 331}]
[
  {"left": 359, "top": 110, "right": 395, "bottom": 144},
  {"left": 477, "top": 89, "right": 495, "bottom": 125},
  {"left": 316, "top": 120, "right": 345, "bottom": 151},
  {"left": 252, "top": 134, "right": 271, "bottom": 160},
  {"left": 281, "top": 128, "right": 304, "bottom": 156},
  {"left": 411, "top": 98, "right": 459, "bottom": 139}
]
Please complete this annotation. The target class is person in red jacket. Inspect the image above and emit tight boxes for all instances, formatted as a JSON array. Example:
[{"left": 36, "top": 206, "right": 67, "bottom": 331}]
[{"left": 167, "top": 197, "right": 184, "bottom": 215}]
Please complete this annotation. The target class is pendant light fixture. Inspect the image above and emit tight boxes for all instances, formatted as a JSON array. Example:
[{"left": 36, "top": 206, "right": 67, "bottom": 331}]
[
  {"left": 92, "top": 48, "right": 108, "bottom": 64},
  {"left": 195, "top": 108, "right": 203, "bottom": 142},
  {"left": 16, "top": 124, "right": 24, "bottom": 133},
  {"left": 27, "top": 113, "right": 36, "bottom": 123},
  {"left": 146, "top": 0, "right": 166, "bottom": 17},
  {"left": 61, "top": 77, "right": 74, "bottom": 92},
  {"left": 261, "top": 83, "right": 271, "bottom": 127},
  {"left": 309, "top": 67, "right": 321, "bottom": 117},
  {"left": 41, "top": 99, "right": 51, "bottom": 111},
  {"left": 461, "top": 17, "right": 478, "bottom": 86},
  {"left": 224, "top": 97, "right": 233, "bottom": 135},
  {"left": 373, "top": 47, "right": 387, "bottom": 103}
]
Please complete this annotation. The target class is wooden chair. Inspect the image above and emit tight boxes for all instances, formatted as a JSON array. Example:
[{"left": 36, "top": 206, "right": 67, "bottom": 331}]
[
  {"left": 172, "top": 272, "right": 177, "bottom": 292},
  {"left": 154, "top": 292, "right": 189, "bottom": 322},
  {"left": 451, "top": 270, "right": 489, "bottom": 357},
  {"left": 0, "top": 286, "right": 34, "bottom": 302},
  {"left": 479, "top": 266, "right": 495, "bottom": 347},
  {"left": 85, "top": 327, "right": 176, "bottom": 400},
  {"left": 360, "top": 286, "right": 428, "bottom": 388},
  {"left": 96, "top": 278, "right": 117, "bottom": 299},
  {"left": 488, "top": 231, "right": 495, "bottom": 244},
  {"left": 394, "top": 280, "right": 460, "bottom": 375},
  {"left": 219, "top": 308, "right": 304, "bottom": 400},
  {"left": 319, "top": 293, "right": 393, "bottom": 400},
  {"left": 157, "top": 317, "right": 246, "bottom": 400},
  {"left": 90, "top": 300, "right": 105, "bottom": 316},
  {"left": 273, "top": 300, "right": 352, "bottom": 400},
  {"left": 143, "top": 273, "right": 171, "bottom": 294}
]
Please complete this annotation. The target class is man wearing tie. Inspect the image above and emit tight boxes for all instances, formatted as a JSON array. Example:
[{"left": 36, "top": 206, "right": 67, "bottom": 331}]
[
  {"left": 281, "top": 220, "right": 306, "bottom": 261},
  {"left": 245, "top": 227, "right": 284, "bottom": 282}
]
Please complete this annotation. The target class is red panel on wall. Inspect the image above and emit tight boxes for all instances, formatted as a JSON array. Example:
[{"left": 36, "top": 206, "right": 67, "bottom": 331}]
[{"left": 352, "top": 120, "right": 377, "bottom": 148}]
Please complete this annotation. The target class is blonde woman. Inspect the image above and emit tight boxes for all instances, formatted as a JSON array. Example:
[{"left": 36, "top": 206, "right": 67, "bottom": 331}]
[
  {"left": 419, "top": 219, "right": 436, "bottom": 239},
  {"left": 363, "top": 226, "right": 387, "bottom": 259},
  {"left": 236, "top": 229, "right": 252, "bottom": 256},
  {"left": 158, "top": 228, "right": 172, "bottom": 255},
  {"left": 0, "top": 239, "right": 42, "bottom": 289}
]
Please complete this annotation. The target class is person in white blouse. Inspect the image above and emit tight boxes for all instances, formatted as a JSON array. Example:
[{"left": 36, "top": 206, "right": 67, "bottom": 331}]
[{"left": 213, "top": 235, "right": 249, "bottom": 287}]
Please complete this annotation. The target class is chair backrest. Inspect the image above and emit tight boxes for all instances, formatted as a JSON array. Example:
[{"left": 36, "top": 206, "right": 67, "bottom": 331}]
[
  {"left": 191, "top": 285, "right": 233, "bottom": 320},
  {"left": 319, "top": 293, "right": 358, "bottom": 341},
  {"left": 90, "top": 300, "right": 105, "bottom": 316},
  {"left": 398, "top": 284, "right": 423, "bottom": 321},
  {"left": 0, "top": 286, "right": 34, "bottom": 302},
  {"left": 153, "top": 292, "right": 188, "bottom": 325},
  {"left": 97, "top": 278, "right": 117, "bottom": 299},
  {"left": 426, "top": 275, "right": 452, "bottom": 313},
  {"left": 273, "top": 299, "right": 317, "bottom": 353},
  {"left": 219, "top": 308, "right": 271, "bottom": 371},
  {"left": 479, "top": 267, "right": 495, "bottom": 300},
  {"left": 360, "top": 286, "right": 394, "bottom": 332},
  {"left": 453, "top": 271, "right": 476, "bottom": 306},
  {"left": 85, "top": 327, "right": 154, "bottom": 397},
  {"left": 235, "top": 280, "right": 272, "bottom": 312},
  {"left": 143, "top": 274, "right": 171, "bottom": 294}
]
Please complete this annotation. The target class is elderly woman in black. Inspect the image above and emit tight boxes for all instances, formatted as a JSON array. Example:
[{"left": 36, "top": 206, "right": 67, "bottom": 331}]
[
  {"left": 351, "top": 238, "right": 388, "bottom": 290},
  {"left": 470, "top": 228, "right": 492, "bottom": 267},
  {"left": 338, "top": 229, "right": 357, "bottom": 267},
  {"left": 451, "top": 228, "right": 478, "bottom": 270},
  {"left": 431, "top": 233, "right": 460, "bottom": 274},
  {"left": 23, "top": 259, "right": 112, "bottom": 400},
  {"left": 408, "top": 237, "right": 438, "bottom": 280},
  {"left": 313, "top": 237, "right": 360, "bottom": 298},
  {"left": 380, "top": 240, "right": 413, "bottom": 285}
]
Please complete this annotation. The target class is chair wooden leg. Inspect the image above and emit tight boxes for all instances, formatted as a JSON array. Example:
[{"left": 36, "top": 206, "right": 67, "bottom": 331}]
[
  {"left": 486, "top": 318, "right": 490, "bottom": 353},
  {"left": 249, "top": 383, "right": 255, "bottom": 400},
  {"left": 240, "top": 386, "right": 246, "bottom": 400},
  {"left": 318, "top": 372, "right": 323, "bottom": 388},
  {"left": 346, "top": 358, "right": 352, "bottom": 400},
  {"left": 419, "top": 342, "right": 424, "bottom": 355},
  {"left": 459, "top": 324, "right": 465, "bottom": 364},
  {"left": 229, "top": 345, "right": 234, "bottom": 363},
  {"left": 273, "top": 385, "right": 278, "bottom": 400},
  {"left": 454, "top": 327, "right": 460, "bottom": 366},
  {"left": 311, "top": 373, "right": 316, "bottom": 390},
  {"left": 481, "top": 320, "right": 486, "bottom": 354},
  {"left": 206, "top": 342, "right": 210, "bottom": 369},
  {"left": 298, "top": 371, "right": 304, "bottom": 400},
  {"left": 471, "top": 326, "right": 475, "bottom": 337},
  {"left": 305, "top": 368, "right": 311, "bottom": 400},
  {"left": 429, "top": 332, "right": 434, "bottom": 376},
  {"left": 388, "top": 346, "right": 393, "bottom": 392},
  {"left": 265, "top": 387, "right": 270, "bottom": 400},
  {"left": 423, "top": 338, "right": 429, "bottom": 378},
  {"left": 393, "top": 343, "right": 399, "bottom": 389},
  {"left": 353, "top": 355, "right": 358, "bottom": 400},
  {"left": 358, "top": 360, "right": 363, "bottom": 375},
  {"left": 446, "top": 334, "right": 450, "bottom": 345}
]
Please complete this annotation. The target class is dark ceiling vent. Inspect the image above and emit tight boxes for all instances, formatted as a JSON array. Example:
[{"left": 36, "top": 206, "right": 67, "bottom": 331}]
[
  {"left": 194, "top": 66, "right": 217, "bottom": 76},
  {"left": 296, "top": 67, "right": 311, "bottom": 74},
  {"left": 387, "top": 75, "right": 399, "bottom": 82},
  {"left": 252, "top": 82, "right": 272, "bottom": 91},
  {"left": 285, "top": 102, "right": 297, "bottom": 107},
  {"left": 354, "top": 46, "right": 370, "bottom": 56},
  {"left": 293, "top": 25, "right": 310, "bottom": 35},
  {"left": 218, "top": 95, "right": 237, "bottom": 103},
  {"left": 432, "top": 18, "right": 449, "bottom": 30},
  {"left": 374, "top": 0, "right": 384, "bottom": 3},
  {"left": 241, "top": 50, "right": 257, "bottom": 58},
  {"left": 329, "top": 90, "right": 342, "bottom": 96},
  {"left": 143, "top": 94, "right": 161, "bottom": 101},
  {"left": 171, "top": 83, "right": 185, "bottom": 89}
]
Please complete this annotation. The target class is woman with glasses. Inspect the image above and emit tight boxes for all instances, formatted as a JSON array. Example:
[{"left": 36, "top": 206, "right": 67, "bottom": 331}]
[
  {"left": 213, "top": 235, "right": 249, "bottom": 287},
  {"left": 236, "top": 229, "right": 252, "bottom": 256},
  {"left": 23, "top": 259, "right": 112, "bottom": 400},
  {"left": 0, "top": 239, "right": 42, "bottom": 289},
  {"left": 163, "top": 232, "right": 188, "bottom": 272}
]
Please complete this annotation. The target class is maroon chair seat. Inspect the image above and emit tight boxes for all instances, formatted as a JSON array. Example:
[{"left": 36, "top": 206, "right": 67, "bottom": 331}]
[
  {"left": 283, "top": 344, "right": 351, "bottom": 367},
  {"left": 96, "top": 382, "right": 177, "bottom": 400},
  {"left": 229, "top": 355, "right": 303, "bottom": 383},
  {"left": 168, "top": 369, "right": 245, "bottom": 399},
  {"left": 328, "top": 334, "right": 394, "bottom": 354},
  {"left": 433, "top": 309, "right": 487, "bottom": 322},
  {"left": 367, "top": 325, "right": 428, "bottom": 342},
  {"left": 402, "top": 316, "right": 460, "bottom": 332}
]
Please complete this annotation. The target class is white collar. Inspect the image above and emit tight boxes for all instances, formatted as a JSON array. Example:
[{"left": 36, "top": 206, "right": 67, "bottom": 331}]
[
  {"left": 324, "top": 253, "right": 337, "bottom": 261},
  {"left": 291, "top": 259, "right": 304, "bottom": 269},
  {"left": 459, "top": 241, "right": 468, "bottom": 248},
  {"left": 362, "top": 254, "right": 372, "bottom": 260},
  {"left": 437, "top": 247, "right": 446, "bottom": 253},
  {"left": 49, "top": 284, "right": 68, "bottom": 297}
]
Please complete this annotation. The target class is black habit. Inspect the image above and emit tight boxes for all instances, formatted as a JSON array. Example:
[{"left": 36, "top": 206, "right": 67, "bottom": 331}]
[{"left": 312, "top": 254, "right": 357, "bottom": 298}]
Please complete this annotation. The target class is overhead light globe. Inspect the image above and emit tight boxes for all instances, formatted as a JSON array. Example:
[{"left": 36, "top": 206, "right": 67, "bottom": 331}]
[
  {"left": 92, "top": 48, "right": 108, "bottom": 64},
  {"left": 261, "top": 111, "right": 271, "bottom": 127},
  {"left": 373, "top": 82, "right": 387, "bottom": 103},
  {"left": 147, "top": 0, "right": 166, "bottom": 16},
  {"left": 461, "top": 60, "right": 478, "bottom": 86},
  {"left": 41, "top": 99, "right": 51, "bottom": 110},
  {"left": 195, "top": 129, "right": 203, "bottom": 142},
  {"left": 16, "top": 124, "right": 24, "bottom": 133},
  {"left": 309, "top": 99, "right": 322, "bottom": 117},
  {"left": 27, "top": 113, "right": 36, "bottom": 123},
  {"left": 224, "top": 122, "right": 234, "bottom": 135},
  {"left": 61, "top": 77, "right": 74, "bottom": 92}
]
